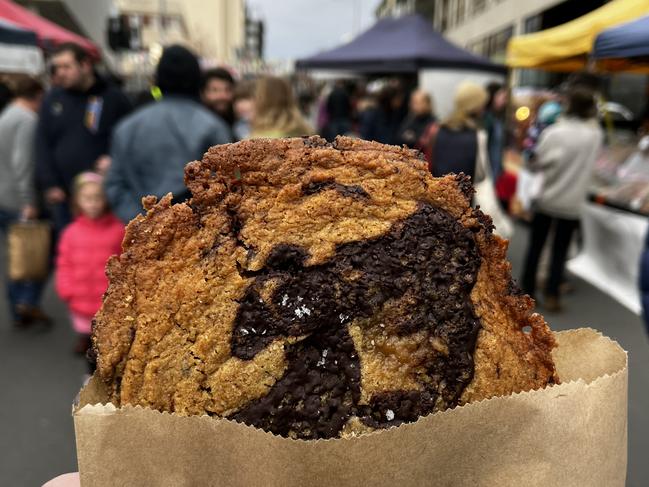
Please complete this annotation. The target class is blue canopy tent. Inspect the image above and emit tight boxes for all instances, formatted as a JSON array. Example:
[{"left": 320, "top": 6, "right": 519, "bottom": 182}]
[
  {"left": 0, "top": 19, "right": 43, "bottom": 74},
  {"left": 593, "top": 15, "right": 649, "bottom": 72},
  {"left": 296, "top": 15, "right": 506, "bottom": 74}
]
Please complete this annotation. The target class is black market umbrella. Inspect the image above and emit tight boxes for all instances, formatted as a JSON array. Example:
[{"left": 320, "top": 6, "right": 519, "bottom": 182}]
[{"left": 296, "top": 14, "right": 506, "bottom": 74}]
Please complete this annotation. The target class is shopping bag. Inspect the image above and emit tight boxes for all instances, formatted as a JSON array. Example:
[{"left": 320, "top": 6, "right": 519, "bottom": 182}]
[
  {"left": 516, "top": 167, "right": 544, "bottom": 212},
  {"left": 8, "top": 220, "right": 51, "bottom": 281},
  {"left": 474, "top": 130, "right": 513, "bottom": 238}
]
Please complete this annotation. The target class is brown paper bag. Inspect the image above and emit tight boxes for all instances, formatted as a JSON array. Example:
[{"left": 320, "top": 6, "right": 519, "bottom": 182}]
[
  {"left": 74, "top": 328, "right": 628, "bottom": 487},
  {"left": 7, "top": 221, "right": 51, "bottom": 281}
]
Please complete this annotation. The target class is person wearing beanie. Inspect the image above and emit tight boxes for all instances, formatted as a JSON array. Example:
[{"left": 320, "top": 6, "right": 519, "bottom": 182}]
[
  {"left": 105, "top": 44, "right": 232, "bottom": 223},
  {"left": 425, "top": 81, "right": 488, "bottom": 181},
  {"left": 156, "top": 44, "right": 203, "bottom": 97}
]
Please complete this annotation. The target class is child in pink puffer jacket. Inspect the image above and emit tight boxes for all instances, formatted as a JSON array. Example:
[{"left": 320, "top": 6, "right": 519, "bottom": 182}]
[{"left": 56, "top": 172, "right": 124, "bottom": 357}]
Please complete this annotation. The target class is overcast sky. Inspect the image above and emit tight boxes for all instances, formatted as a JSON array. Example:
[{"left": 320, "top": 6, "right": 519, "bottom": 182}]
[{"left": 247, "top": 0, "right": 383, "bottom": 61}]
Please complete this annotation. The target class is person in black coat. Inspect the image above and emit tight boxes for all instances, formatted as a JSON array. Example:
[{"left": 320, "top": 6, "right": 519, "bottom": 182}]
[
  {"left": 396, "top": 89, "right": 435, "bottom": 151},
  {"left": 359, "top": 85, "right": 407, "bottom": 145},
  {"left": 429, "top": 81, "right": 488, "bottom": 181},
  {"left": 324, "top": 80, "right": 352, "bottom": 140},
  {"left": 35, "top": 42, "right": 131, "bottom": 234}
]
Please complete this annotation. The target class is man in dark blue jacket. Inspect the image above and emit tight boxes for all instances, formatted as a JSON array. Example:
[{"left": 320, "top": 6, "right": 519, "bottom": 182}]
[{"left": 35, "top": 42, "right": 131, "bottom": 232}]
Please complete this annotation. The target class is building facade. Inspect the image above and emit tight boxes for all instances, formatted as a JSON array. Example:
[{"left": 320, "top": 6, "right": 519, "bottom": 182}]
[
  {"left": 431, "top": 0, "right": 608, "bottom": 64},
  {"left": 112, "top": 0, "right": 245, "bottom": 64},
  {"left": 14, "top": 0, "right": 268, "bottom": 88},
  {"left": 376, "top": 0, "right": 435, "bottom": 20},
  {"left": 243, "top": 5, "right": 264, "bottom": 62},
  {"left": 378, "top": 0, "right": 609, "bottom": 65}
]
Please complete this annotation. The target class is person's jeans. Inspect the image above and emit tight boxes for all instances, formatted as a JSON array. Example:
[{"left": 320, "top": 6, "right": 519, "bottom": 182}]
[
  {"left": 521, "top": 211, "right": 579, "bottom": 299},
  {"left": 0, "top": 208, "right": 46, "bottom": 321},
  {"left": 47, "top": 201, "right": 72, "bottom": 244}
]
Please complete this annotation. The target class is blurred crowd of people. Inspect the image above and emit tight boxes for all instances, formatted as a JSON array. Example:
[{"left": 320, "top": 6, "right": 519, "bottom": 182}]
[
  {"left": 314, "top": 73, "right": 603, "bottom": 315},
  {"left": 0, "top": 41, "right": 607, "bottom": 364},
  {"left": 0, "top": 42, "right": 314, "bottom": 363}
]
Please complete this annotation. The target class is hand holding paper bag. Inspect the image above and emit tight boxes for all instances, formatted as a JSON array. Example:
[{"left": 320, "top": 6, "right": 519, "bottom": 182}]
[{"left": 42, "top": 472, "right": 80, "bottom": 487}]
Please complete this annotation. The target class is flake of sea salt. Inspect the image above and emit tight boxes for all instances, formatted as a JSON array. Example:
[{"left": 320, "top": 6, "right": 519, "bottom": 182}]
[
  {"left": 281, "top": 294, "right": 289, "bottom": 306},
  {"left": 385, "top": 409, "right": 395, "bottom": 421},
  {"left": 316, "top": 350, "right": 327, "bottom": 367},
  {"left": 294, "top": 305, "right": 311, "bottom": 318}
]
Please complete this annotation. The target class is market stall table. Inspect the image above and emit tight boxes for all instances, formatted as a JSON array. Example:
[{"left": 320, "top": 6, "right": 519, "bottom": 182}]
[{"left": 568, "top": 199, "right": 648, "bottom": 315}]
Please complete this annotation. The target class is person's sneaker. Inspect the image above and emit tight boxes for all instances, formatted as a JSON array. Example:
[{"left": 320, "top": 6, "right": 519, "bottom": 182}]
[
  {"left": 543, "top": 295, "right": 562, "bottom": 312},
  {"left": 559, "top": 280, "right": 576, "bottom": 295},
  {"left": 12, "top": 316, "right": 32, "bottom": 329},
  {"left": 16, "top": 304, "right": 52, "bottom": 327},
  {"left": 14, "top": 304, "right": 34, "bottom": 328}
]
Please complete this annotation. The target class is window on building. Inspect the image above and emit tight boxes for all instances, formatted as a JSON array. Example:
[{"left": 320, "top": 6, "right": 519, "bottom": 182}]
[
  {"left": 477, "top": 37, "right": 487, "bottom": 56},
  {"left": 494, "top": 26, "right": 513, "bottom": 51},
  {"left": 471, "top": 25, "right": 514, "bottom": 61},
  {"left": 473, "top": 0, "right": 487, "bottom": 15},
  {"left": 456, "top": 0, "right": 465, "bottom": 26},
  {"left": 524, "top": 14, "right": 542, "bottom": 33},
  {"left": 439, "top": 0, "right": 451, "bottom": 31}
]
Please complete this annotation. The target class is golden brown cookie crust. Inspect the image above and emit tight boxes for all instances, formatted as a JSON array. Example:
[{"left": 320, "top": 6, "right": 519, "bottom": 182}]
[{"left": 93, "top": 136, "right": 557, "bottom": 438}]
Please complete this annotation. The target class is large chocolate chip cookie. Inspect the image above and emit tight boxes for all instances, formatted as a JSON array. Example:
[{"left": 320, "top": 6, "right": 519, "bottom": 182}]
[{"left": 93, "top": 136, "right": 557, "bottom": 439}]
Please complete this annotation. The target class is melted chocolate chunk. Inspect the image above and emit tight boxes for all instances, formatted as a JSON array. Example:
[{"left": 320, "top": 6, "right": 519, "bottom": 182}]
[
  {"left": 473, "top": 208, "right": 495, "bottom": 233},
  {"left": 302, "top": 180, "right": 369, "bottom": 199},
  {"left": 301, "top": 136, "right": 330, "bottom": 149},
  {"left": 455, "top": 173, "right": 475, "bottom": 200},
  {"left": 232, "top": 327, "right": 361, "bottom": 439},
  {"left": 507, "top": 278, "right": 525, "bottom": 297},
  {"left": 229, "top": 203, "right": 482, "bottom": 438},
  {"left": 360, "top": 390, "right": 437, "bottom": 428}
]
